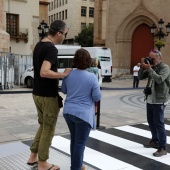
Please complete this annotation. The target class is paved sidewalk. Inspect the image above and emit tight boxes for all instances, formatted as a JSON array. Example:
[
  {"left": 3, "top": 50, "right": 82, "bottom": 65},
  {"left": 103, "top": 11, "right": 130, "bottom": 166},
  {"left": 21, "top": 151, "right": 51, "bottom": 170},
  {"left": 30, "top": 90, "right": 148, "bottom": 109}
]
[
  {"left": 0, "top": 79, "right": 170, "bottom": 144},
  {"left": 1, "top": 79, "right": 170, "bottom": 170}
]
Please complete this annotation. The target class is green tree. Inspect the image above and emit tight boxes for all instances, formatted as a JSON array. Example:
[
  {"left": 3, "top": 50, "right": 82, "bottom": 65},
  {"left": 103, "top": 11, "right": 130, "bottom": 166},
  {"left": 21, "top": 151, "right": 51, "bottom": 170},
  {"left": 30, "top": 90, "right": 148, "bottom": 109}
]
[{"left": 75, "top": 25, "right": 93, "bottom": 47}]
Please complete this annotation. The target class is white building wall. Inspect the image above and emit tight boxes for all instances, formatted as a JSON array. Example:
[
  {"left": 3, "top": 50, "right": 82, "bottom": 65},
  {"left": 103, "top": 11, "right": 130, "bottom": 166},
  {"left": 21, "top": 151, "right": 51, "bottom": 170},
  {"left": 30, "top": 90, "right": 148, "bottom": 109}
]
[{"left": 3, "top": 0, "right": 39, "bottom": 55}]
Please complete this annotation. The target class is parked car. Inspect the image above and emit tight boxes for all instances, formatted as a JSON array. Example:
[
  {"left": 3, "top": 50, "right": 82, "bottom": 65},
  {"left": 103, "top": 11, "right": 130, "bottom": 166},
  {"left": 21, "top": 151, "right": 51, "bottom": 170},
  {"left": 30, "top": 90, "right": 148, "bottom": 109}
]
[
  {"left": 20, "top": 67, "right": 62, "bottom": 88},
  {"left": 20, "top": 67, "right": 34, "bottom": 88}
]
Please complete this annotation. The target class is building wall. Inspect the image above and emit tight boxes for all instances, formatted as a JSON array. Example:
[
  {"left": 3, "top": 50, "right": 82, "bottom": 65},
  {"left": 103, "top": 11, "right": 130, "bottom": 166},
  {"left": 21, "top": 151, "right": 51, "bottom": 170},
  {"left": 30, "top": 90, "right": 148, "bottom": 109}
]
[
  {"left": 39, "top": 0, "right": 49, "bottom": 23},
  {"left": 3, "top": 0, "right": 39, "bottom": 55},
  {"left": 94, "top": 0, "right": 170, "bottom": 76},
  {"left": 0, "top": 0, "right": 9, "bottom": 52},
  {"left": 93, "top": 0, "right": 106, "bottom": 46},
  {"left": 48, "top": 0, "right": 94, "bottom": 44}
]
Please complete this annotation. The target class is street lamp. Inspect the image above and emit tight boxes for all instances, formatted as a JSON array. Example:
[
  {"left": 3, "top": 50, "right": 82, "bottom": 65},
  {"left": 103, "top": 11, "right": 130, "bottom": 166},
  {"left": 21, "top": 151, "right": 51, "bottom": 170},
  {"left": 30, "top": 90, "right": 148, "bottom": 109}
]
[
  {"left": 150, "top": 19, "right": 170, "bottom": 50},
  {"left": 37, "top": 20, "right": 49, "bottom": 39}
]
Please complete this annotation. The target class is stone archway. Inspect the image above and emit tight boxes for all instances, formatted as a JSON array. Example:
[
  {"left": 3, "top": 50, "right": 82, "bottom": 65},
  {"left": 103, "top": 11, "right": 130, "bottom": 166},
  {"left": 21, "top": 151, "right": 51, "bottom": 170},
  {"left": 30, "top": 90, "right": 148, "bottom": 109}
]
[{"left": 115, "top": 1, "right": 159, "bottom": 75}]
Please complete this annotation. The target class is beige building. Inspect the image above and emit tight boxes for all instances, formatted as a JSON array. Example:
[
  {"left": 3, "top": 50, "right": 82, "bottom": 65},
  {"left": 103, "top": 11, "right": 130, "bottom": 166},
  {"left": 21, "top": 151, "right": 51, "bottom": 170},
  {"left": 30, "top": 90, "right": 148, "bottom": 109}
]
[
  {"left": 48, "top": 0, "right": 95, "bottom": 44},
  {"left": 0, "top": 0, "right": 49, "bottom": 55},
  {"left": 0, "top": 0, "right": 9, "bottom": 52},
  {"left": 94, "top": 0, "right": 170, "bottom": 76}
]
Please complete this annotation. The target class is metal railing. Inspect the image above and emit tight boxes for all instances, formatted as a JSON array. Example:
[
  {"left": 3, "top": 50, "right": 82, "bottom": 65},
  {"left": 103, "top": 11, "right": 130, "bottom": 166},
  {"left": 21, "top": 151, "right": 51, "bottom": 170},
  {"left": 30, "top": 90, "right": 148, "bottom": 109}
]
[{"left": 0, "top": 52, "right": 32, "bottom": 90}]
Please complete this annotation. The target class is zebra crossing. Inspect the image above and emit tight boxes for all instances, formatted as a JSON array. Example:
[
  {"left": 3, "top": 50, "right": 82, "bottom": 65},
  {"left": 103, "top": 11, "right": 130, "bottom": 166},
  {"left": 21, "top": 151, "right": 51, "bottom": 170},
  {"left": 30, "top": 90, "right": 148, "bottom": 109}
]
[
  {"left": 52, "top": 119, "right": 170, "bottom": 170},
  {"left": 0, "top": 119, "right": 170, "bottom": 170}
]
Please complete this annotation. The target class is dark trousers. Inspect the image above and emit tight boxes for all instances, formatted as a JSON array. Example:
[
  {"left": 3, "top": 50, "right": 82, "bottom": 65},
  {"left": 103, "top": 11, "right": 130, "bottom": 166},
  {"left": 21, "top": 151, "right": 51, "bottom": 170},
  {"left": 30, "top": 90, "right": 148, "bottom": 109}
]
[
  {"left": 147, "top": 103, "right": 167, "bottom": 149},
  {"left": 64, "top": 114, "right": 91, "bottom": 170},
  {"left": 133, "top": 76, "right": 139, "bottom": 88}
]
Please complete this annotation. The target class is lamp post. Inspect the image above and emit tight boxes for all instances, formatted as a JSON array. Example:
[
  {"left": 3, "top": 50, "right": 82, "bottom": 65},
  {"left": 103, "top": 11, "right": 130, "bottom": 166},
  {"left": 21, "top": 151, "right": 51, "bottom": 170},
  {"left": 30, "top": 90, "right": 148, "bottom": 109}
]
[
  {"left": 150, "top": 19, "right": 170, "bottom": 50},
  {"left": 37, "top": 20, "right": 49, "bottom": 39}
]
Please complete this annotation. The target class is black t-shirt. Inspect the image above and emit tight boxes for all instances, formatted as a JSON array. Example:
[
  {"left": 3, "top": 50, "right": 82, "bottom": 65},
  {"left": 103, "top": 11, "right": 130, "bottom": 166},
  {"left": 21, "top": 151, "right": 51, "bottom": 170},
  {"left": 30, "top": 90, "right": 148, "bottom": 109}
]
[{"left": 33, "top": 41, "right": 59, "bottom": 97}]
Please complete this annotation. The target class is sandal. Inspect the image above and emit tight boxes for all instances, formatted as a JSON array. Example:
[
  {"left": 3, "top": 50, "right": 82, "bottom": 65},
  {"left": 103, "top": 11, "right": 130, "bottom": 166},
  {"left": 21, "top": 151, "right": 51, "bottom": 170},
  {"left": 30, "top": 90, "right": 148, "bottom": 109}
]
[{"left": 47, "top": 164, "right": 60, "bottom": 170}]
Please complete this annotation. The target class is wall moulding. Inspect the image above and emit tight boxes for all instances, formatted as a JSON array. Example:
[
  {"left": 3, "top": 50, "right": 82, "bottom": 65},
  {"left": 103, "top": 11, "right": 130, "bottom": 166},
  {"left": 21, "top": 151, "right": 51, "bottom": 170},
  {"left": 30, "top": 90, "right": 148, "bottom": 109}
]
[{"left": 11, "top": 0, "right": 27, "bottom": 2}]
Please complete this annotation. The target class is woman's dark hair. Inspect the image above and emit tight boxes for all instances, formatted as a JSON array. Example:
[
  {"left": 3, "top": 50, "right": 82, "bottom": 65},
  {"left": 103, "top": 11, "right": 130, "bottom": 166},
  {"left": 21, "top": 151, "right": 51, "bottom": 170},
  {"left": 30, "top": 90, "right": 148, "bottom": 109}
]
[
  {"left": 73, "top": 49, "right": 91, "bottom": 69},
  {"left": 48, "top": 20, "right": 68, "bottom": 36}
]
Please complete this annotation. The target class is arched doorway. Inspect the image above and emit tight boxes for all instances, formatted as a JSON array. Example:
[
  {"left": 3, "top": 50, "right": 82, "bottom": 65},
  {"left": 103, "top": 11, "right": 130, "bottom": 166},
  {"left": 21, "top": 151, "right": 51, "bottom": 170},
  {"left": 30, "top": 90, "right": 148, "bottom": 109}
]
[{"left": 131, "top": 24, "right": 154, "bottom": 73}]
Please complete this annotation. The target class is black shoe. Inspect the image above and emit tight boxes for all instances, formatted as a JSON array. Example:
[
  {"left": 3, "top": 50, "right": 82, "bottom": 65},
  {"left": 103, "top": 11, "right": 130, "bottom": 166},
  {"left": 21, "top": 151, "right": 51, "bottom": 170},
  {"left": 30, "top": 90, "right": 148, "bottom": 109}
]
[
  {"left": 143, "top": 140, "right": 160, "bottom": 149},
  {"left": 153, "top": 148, "right": 167, "bottom": 157}
]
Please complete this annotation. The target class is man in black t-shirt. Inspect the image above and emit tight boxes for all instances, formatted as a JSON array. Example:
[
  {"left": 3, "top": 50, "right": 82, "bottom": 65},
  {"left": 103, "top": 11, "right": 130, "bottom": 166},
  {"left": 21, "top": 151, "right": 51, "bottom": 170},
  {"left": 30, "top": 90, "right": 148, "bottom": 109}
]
[{"left": 27, "top": 20, "right": 71, "bottom": 170}]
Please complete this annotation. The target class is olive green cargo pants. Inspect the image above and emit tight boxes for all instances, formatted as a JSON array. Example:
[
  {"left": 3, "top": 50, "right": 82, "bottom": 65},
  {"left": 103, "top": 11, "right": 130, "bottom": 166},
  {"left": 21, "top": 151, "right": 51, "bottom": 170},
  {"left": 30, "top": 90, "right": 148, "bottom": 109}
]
[{"left": 30, "top": 94, "right": 60, "bottom": 161}]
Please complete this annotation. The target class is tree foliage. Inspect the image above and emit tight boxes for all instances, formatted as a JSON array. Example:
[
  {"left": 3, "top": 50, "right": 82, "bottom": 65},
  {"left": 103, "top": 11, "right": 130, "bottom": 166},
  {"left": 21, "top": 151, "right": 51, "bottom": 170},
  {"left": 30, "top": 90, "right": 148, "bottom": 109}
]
[{"left": 75, "top": 25, "right": 94, "bottom": 47}]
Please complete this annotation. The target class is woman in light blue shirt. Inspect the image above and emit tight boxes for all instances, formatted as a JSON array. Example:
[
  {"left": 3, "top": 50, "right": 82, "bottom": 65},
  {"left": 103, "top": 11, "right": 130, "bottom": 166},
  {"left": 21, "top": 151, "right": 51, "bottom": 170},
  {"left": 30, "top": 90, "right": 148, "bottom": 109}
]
[{"left": 61, "top": 48, "right": 102, "bottom": 170}]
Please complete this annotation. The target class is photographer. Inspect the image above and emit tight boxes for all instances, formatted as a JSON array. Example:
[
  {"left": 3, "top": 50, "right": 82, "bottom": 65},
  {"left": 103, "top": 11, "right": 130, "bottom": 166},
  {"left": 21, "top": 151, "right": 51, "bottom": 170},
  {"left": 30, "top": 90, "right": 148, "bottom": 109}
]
[{"left": 138, "top": 49, "right": 170, "bottom": 157}]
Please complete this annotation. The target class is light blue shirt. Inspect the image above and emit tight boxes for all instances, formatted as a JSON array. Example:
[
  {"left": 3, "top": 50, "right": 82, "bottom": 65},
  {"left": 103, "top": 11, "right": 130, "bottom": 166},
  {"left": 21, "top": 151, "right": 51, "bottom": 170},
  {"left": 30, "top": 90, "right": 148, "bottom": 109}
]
[
  {"left": 61, "top": 69, "right": 102, "bottom": 129},
  {"left": 86, "top": 67, "right": 99, "bottom": 77}
]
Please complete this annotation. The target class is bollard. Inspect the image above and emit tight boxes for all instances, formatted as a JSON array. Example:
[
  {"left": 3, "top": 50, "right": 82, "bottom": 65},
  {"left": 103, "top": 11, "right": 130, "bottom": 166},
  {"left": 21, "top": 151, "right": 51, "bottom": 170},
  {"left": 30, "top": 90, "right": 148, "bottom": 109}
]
[
  {"left": 96, "top": 100, "right": 105, "bottom": 129},
  {"left": 6, "top": 82, "right": 9, "bottom": 89}
]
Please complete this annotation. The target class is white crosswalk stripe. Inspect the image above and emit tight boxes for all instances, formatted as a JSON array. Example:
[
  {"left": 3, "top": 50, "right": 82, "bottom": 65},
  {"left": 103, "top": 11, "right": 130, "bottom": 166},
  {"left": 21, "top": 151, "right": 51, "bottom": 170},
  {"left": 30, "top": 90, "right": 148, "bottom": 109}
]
[
  {"left": 52, "top": 136, "right": 142, "bottom": 170},
  {"left": 51, "top": 121, "right": 170, "bottom": 170},
  {"left": 115, "top": 125, "right": 170, "bottom": 144}
]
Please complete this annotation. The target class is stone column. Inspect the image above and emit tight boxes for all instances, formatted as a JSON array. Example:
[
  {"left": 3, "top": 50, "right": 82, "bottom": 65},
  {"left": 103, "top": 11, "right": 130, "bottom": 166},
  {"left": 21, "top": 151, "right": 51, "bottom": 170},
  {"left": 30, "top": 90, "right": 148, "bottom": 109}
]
[{"left": 0, "top": 0, "right": 10, "bottom": 52}]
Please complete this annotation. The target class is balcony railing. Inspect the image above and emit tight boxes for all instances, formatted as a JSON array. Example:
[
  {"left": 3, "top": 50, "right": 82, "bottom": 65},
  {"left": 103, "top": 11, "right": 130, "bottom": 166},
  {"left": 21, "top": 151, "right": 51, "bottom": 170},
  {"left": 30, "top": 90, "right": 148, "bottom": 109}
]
[{"left": 9, "top": 28, "right": 28, "bottom": 43}]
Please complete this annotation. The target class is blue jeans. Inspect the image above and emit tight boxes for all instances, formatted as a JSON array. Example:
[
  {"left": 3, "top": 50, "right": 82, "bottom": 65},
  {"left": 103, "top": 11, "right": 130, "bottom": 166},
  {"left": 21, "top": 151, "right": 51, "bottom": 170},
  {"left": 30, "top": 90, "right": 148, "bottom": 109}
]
[
  {"left": 64, "top": 114, "right": 91, "bottom": 170},
  {"left": 147, "top": 103, "right": 167, "bottom": 149}
]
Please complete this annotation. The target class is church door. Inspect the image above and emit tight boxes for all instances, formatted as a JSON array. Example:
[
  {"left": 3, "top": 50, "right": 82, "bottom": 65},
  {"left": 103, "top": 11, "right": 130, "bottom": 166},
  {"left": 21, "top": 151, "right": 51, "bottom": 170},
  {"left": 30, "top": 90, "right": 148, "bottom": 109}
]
[{"left": 131, "top": 24, "right": 154, "bottom": 73}]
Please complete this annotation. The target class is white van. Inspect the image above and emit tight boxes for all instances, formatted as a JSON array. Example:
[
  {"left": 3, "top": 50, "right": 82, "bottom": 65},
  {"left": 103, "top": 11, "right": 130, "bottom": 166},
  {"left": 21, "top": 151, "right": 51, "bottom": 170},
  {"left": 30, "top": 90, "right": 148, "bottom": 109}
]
[
  {"left": 83, "top": 47, "right": 112, "bottom": 82},
  {"left": 56, "top": 45, "right": 103, "bottom": 86},
  {"left": 20, "top": 45, "right": 112, "bottom": 87},
  {"left": 57, "top": 45, "right": 112, "bottom": 83}
]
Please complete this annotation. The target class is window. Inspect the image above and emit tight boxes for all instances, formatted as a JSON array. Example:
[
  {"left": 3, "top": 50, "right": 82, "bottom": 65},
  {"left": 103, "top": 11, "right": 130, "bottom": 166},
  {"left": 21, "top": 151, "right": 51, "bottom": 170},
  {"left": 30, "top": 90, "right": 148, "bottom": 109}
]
[
  {"left": 6, "top": 13, "right": 19, "bottom": 37},
  {"left": 51, "top": 15, "right": 53, "bottom": 23},
  {"left": 65, "top": 0, "right": 68, "bottom": 4},
  {"left": 81, "top": 23, "right": 86, "bottom": 30},
  {"left": 62, "top": 11, "right": 64, "bottom": 20},
  {"left": 65, "top": 10, "right": 67, "bottom": 19},
  {"left": 62, "top": 0, "right": 64, "bottom": 5},
  {"left": 49, "top": 3, "right": 51, "bottom": 11},
  {"left": 51, "top": 2, "right": 53, "bottom": 10},
  {"left": 59, "top": 12, "right": 61, "bottom": 19},
  {"left": 54, "top": 0, "right": 56, "bottom": 8},
  {"left": 49, "top": 16, "right": 51, "bottom": 25},
  {"left": 57, "top": 0, "right": 58, "bottom": 8},
  {"left": 89, "top": 7, "right": 94, "bottom": 17},
  {"left": 54, "top": 14, "right": 56, "bottom": 20},
  {"left": 58, "top": 58, "right": 73, "bottom": 68},
  {"left": 57, "top": 13, "right": 58, "bottom": 19},
  {"left": 81, "top": 6, "right": 86, "bottom": 16},
  {"left": 59, "top": 0, "right": 61, "bottom": 6},
  {"left": 89, "top": 0, "right": 94, "bottom": 2}
]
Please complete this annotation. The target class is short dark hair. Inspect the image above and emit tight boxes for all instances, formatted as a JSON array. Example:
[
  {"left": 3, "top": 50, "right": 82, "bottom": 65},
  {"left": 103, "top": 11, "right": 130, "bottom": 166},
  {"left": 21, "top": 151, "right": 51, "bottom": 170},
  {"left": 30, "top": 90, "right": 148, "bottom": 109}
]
[
  {"left": 73, "top": 49, "right": 91, "bottom": 69},
  {"left": 48, "top": 20, "right": 68, "bottom": 36}
]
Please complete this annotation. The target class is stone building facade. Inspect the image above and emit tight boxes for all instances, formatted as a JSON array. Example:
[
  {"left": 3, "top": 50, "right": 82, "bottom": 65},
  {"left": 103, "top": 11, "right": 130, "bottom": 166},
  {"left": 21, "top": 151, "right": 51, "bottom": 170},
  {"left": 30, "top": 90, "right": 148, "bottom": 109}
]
[
  {"left": 0, "top": 0, "right": 49, "bottom": 55},
  {"left": 94, "top": 0, "right": 170, "bottom": 76},
  {"left": 39, "top": 0, "right": 50, "bottom": 23},
  {"left": 48, "top": 0, "right": 95, "bottom": 44},
  {"left": 0, "top": 0, "right": 9, "bottom": 52}
]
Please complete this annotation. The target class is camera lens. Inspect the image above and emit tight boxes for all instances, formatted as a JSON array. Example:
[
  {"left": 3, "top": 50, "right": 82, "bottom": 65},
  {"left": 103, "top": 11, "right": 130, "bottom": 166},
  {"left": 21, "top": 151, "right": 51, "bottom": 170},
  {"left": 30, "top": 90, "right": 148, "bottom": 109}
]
[{"left": 144, "top": 57, "right": 153, "bottom": 65}]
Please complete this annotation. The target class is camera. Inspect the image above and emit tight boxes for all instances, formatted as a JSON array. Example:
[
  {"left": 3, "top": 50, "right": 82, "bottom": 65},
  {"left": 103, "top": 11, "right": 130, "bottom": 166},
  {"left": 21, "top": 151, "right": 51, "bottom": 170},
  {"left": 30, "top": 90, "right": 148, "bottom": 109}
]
[
  {"left": 144, "top": 57, "right": 153, "bottom": 65},
  {"left": 143, "top": 87, "right": 152, "bottom": 95}
]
